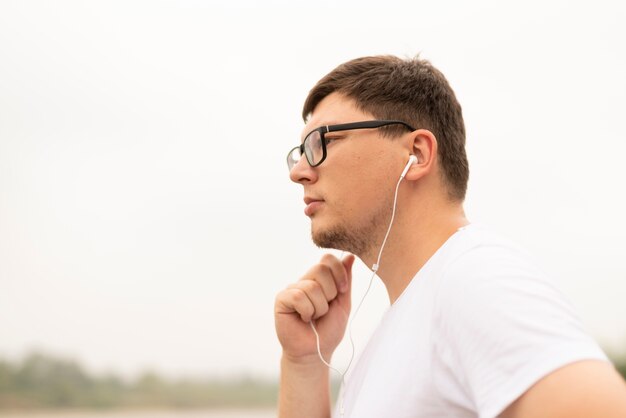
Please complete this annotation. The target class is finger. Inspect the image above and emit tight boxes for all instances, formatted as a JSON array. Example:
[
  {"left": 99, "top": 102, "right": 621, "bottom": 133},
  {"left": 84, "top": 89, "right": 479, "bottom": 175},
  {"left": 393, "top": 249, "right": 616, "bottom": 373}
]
[
  {"left": 301, "top": 254, "right": 345, "bottom": 300},
  {"left": 287, "top": 280, "right": 329, "bottom": 320},
  {"left": 275, "top": 288, "right": 315, "bottom": 323},
  {"left": 301, "top": 263, "right": 338, "bottom": 302},
  {"left": 336, "top": 254, "right": 356, "bottom": 309},
  {"left": 340, "top": 254, "right": 355, "bottom": 293},
  {"left": 320, "top": 253, "right": 350, "bottom": 294}
]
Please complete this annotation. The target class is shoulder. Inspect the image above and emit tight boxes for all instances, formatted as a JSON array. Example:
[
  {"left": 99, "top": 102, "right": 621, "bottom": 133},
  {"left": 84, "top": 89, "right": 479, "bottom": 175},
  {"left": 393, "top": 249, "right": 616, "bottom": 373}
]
[
  {"left": 435, "top": 225, "right": 562, "bottom": 314},
  {"left": 434, "top": 225, "right": 596, "bottom": 350},
  {"left": 431, "top": 224, "right": 610, "bottom": 418}
]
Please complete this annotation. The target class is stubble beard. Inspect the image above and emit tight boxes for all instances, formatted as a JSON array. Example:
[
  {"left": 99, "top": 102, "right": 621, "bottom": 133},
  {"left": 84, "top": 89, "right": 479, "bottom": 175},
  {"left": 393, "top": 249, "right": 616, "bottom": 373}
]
[{"left": 311, "top": 204, "right": 391, "bottom": 258}]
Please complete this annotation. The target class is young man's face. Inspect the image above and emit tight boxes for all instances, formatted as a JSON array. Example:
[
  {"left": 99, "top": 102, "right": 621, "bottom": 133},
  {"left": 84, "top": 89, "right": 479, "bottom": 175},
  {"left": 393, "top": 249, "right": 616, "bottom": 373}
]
[{"left": 289, "top": 92, "right": 409, "bottom": 256}]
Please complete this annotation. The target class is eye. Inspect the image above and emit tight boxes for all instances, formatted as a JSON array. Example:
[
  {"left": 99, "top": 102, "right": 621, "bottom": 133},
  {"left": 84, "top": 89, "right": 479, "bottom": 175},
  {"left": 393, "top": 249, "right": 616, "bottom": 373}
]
[{"left": 325, "top": 136, "right": 342, "bottom": 145}]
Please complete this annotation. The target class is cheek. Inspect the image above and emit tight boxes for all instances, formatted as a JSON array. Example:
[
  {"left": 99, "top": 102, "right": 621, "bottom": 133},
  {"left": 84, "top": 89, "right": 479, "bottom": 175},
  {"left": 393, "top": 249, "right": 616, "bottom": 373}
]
[
  {"left": 327, "top": 148, "right": 397, "bottom": 212},
  {"left": 335, "top": 169, "right": 388, "bottom": 215}
]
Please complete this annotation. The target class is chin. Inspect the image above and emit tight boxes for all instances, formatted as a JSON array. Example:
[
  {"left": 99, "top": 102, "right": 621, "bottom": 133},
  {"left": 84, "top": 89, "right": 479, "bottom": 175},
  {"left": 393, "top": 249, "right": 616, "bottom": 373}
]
[
  {"left": 310, "top": 221, "right": 367, "bottom": 255},
  {"left": 311, "top": 229, "right": 339, "bottom": 250}
]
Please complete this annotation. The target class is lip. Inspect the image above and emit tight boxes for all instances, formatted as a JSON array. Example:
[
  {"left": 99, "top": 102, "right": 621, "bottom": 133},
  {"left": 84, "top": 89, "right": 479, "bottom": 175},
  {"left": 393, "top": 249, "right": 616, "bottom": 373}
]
[{"left": 304, "top": 197, "right": 324, "bottom": 217}]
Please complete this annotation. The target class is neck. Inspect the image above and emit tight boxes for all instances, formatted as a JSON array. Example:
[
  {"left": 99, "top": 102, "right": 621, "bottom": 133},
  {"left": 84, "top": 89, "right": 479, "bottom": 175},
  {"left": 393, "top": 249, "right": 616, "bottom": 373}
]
[{"left": 359, "top": 196, "right": 469, "bottom": 304}]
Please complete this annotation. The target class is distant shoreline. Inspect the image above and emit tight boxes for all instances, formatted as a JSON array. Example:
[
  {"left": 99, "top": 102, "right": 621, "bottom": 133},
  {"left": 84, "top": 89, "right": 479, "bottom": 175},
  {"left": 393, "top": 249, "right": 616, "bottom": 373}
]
[
  {"left": 0, "top": 408, "right": 277, "bottom": 418},
  {"left": 0, "top": 352, "right": 279, "bottom": 410}
]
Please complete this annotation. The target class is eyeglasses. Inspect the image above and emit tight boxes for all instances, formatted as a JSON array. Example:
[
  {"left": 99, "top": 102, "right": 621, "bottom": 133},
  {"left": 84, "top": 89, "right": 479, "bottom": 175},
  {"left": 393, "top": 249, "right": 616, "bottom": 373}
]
[{"left": 286, "top": 120, "right": 415, "bottom": 171}]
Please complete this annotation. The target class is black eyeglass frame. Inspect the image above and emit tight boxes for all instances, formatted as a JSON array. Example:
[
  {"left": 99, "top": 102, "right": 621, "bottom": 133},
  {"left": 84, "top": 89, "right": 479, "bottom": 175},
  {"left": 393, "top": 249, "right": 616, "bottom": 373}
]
[{"left": 287, "top": 119, "right": 416, "bottom": 170}]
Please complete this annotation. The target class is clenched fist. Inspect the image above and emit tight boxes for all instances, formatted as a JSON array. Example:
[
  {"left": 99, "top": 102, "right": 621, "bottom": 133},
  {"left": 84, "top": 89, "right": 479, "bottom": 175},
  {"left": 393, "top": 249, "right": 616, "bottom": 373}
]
[{"left": 275, "top": 254, "right": 355, "bottom": 363}]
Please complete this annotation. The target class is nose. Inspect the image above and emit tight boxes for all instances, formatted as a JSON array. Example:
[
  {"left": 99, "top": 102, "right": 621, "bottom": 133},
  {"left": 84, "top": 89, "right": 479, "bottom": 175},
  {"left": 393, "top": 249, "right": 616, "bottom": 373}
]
[{"left": 289, "top": 156, "right": 318, "bottom": 185}]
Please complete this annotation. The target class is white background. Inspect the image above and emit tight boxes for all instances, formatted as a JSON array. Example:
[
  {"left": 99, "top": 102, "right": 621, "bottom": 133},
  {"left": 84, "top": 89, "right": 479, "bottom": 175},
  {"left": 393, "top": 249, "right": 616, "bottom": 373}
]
[{"left": 1, "top": 0, "right": 625, "bottom": 380}]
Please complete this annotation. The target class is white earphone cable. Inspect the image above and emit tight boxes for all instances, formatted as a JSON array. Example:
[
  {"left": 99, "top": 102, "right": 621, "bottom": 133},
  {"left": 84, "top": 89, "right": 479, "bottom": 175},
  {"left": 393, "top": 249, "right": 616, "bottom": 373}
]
[{"left": 309, "top": 170, "right": 406, "bottom": 417}]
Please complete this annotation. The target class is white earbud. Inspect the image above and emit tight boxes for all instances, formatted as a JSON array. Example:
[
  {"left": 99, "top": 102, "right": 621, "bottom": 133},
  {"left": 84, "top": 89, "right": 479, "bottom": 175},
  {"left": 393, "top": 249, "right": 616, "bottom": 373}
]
[{"left": 400, "top": 155, "right": 418, "bottom": 179}]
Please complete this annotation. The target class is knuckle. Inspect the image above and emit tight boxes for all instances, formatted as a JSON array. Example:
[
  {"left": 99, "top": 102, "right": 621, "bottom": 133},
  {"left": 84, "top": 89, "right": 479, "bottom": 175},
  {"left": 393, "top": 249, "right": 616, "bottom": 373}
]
[
  {"left": 291, "top": 288, "right": 307, "bottom": 303},
  {"left": 292, "top": 279, "right": 317, "bottom": 295},
  {"left": 275, "top": 288, "right": 291, "bottom": 303},
  {"left": 318, "top": 279, "right": 337, "bottom": 300},
  {"left": 316, "top": 302, "right": 329, "bottom": 318},
  {"left": 306, "top": 303, "right": 316, "bottom": 317},
  {"left": 301, "top": 303, "right": 314, "bottom": 321},
  {"left": 326, "top": 284, "right": 338, "bottom": 300},
  {"left": 315, "top": 263, "right": 332, "bottom": 278}
]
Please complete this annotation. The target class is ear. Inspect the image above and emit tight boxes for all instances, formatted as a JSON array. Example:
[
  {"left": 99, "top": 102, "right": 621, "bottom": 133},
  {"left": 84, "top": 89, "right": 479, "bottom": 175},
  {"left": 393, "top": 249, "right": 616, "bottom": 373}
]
[
  {"left": 405, "top": 129, "right": 438, "bottom": 180},
  {"left": 404, "top": 129, "right": 437, "bottom": 181}
]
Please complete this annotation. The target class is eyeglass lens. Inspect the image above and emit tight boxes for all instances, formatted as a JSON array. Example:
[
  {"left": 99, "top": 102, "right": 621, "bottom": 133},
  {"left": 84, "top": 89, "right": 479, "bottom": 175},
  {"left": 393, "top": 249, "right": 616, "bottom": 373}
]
[{"left": 304, "top": 130, "right": 323, "bottom": 167}]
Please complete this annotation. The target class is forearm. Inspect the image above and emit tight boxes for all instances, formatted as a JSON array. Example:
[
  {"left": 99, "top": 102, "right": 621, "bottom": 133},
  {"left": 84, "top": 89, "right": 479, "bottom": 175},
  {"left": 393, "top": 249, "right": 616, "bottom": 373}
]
[{"left": 278, "top": 353, "right": 332, "bottom": 418}]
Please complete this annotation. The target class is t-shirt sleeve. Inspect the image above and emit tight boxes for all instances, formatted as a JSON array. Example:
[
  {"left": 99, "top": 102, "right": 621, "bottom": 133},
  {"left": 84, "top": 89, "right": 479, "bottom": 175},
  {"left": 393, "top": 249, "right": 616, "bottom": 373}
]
[{"left": 433, "top": 245, "right": 609, "bottom": 418}]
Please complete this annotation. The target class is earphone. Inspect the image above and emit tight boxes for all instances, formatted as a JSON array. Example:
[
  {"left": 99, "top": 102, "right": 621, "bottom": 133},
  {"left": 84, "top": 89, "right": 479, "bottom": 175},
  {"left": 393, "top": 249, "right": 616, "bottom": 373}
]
[
  {"left": 309, "top": 154, "right": 418, "bottom": 417},
  {"left": 400, "top": 154, "right": 418, "bottom": 179}
]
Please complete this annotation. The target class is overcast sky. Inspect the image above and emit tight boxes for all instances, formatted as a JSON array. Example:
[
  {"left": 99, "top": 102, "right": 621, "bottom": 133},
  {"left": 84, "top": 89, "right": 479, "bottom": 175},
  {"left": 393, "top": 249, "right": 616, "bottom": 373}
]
[{"left": 1, "top": 0, "right": 625, "bottom": 380}]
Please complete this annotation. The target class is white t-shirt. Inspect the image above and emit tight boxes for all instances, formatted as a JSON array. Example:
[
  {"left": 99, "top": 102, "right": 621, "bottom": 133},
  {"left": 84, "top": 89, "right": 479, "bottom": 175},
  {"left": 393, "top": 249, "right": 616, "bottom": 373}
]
[{"left": 334, "top": 224, "right": 608, "bottom": 418}]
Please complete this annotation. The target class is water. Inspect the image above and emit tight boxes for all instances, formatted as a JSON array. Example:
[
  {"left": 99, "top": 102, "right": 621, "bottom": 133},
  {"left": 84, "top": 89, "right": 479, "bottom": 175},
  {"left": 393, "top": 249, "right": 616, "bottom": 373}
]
[{"left": 0, "top": 410, "right": 277, "bottom": 418}]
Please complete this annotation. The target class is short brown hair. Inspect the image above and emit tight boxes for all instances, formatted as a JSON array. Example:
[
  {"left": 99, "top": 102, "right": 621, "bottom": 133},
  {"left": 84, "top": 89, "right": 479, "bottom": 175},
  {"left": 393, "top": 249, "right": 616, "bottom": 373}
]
[{"left": 302, "top": 55, "right": 469, "bottom": 201}]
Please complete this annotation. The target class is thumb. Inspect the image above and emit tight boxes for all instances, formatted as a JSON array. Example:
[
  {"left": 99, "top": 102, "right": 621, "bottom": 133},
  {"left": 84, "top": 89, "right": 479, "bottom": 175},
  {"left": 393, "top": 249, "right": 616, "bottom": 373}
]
[
  {"left": 342, "top": 254, "right": 355, "bottom": 284},
  {"left": 337, "top": 254, "right": 355, "bottom": 306}
]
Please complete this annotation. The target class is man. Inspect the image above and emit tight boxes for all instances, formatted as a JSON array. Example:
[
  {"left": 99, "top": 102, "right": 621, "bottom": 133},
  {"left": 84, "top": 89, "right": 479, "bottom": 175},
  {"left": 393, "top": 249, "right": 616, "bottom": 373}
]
[{"left": 274, "top": 55, "right": 626, "bottom": 418}]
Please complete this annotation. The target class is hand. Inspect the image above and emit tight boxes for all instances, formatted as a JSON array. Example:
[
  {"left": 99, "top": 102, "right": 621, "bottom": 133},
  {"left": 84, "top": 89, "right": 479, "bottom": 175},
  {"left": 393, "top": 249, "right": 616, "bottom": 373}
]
[{"left": 275, "top": 254, "right": 355, "bottom": 363}]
